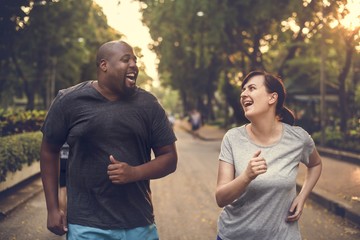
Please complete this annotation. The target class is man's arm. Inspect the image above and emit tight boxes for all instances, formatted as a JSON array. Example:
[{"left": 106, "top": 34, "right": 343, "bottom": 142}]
[
  {"left": 40, "top": 138, "right": 67, "bottom": 235},
  {"left": 108, "top": 143, "right": 178, "bottom": 184}
]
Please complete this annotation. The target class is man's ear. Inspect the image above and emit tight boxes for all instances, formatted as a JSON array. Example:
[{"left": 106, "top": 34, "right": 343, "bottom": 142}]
[
  {"left": 269, "top": 92, "right": 278, "bottom": 104},
  {"left": 99, "top": 59, "right": 107, "bottom": 72}
]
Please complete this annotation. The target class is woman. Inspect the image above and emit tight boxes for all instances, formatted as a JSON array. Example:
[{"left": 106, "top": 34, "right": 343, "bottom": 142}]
[{"left": 215, "top": 71, "right": 322, "bottom": 240}]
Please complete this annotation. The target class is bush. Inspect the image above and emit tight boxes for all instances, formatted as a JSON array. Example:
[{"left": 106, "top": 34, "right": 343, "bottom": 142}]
[
  {"left": 0, "top": 109, "right": 46, "bottom": 137},
  {"left": 312, "top": 126, "right": 360, "bottom": 153},
  {"left": 0, "top": 131, "right": 42, "bottom": 182}
]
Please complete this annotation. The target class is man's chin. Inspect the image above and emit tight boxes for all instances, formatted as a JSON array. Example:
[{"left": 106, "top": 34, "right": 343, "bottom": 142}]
[{"left": 123, "top": 86, "right": 137, "bottom": 98}]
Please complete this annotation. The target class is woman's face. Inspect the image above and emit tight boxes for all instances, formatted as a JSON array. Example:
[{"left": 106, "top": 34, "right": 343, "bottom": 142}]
[{"left": 240, "top": 75, "right": 275, "bottom": 120}]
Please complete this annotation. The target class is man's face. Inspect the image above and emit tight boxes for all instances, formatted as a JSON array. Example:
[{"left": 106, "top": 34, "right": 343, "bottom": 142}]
[{"left": 104, "top": 43, "right": 139, "bottom": 97}]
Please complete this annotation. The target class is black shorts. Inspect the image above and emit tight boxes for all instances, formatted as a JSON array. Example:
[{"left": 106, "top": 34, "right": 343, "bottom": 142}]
[
  {"left": 59, "top": 158, "right": 67, "bottom": 188},
  {"left": 192, "top": 123, "right": 200, "bottom": 131}
]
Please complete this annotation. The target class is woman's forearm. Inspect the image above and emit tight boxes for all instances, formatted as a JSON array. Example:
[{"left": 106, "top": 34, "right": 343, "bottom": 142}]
[
  {"left": 216, "top": 173, "right": 252, "bottom": 208},
  {"left": 298, "top": 162, "right": 322, "bottom": 201}
]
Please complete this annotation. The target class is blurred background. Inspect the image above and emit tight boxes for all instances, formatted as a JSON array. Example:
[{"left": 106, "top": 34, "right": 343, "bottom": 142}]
[
  {"left": 0, "top": 1, "right": 359, "bottom": 239},
  {"left": 0, "top": 0, "right": 359, "bottom": 177}
]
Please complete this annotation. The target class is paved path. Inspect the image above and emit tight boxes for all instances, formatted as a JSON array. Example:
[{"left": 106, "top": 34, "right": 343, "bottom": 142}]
[{"left": 1, "top": 124, "right": 360, "bottom": 240}]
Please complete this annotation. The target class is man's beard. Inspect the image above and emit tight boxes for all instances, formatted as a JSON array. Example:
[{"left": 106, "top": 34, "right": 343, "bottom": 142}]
[{"left": 123, "top": 86, "right": 137, "bottom": 98}]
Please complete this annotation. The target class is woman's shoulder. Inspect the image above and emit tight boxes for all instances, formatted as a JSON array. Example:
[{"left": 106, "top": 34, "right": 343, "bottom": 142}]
[
  {"left": 224, "top": 124, "right": 247, "bottom": 139},
  {"left": 283, "top": 123, "right": 312, "bottom": 140}
]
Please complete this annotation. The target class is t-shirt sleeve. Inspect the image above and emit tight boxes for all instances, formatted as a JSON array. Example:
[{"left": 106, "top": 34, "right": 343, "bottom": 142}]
[
  {"left": 150, "top": 100, "right": 177, "bottom": 148},
  {"left": 218, "top": 132, "right": 234, "bottom": 165},
  {"left": 41, "top": 91, "right": 68, "bottom": 145},
  {"left": 300, "top": 129, "right": 315, "bottom": 166}
]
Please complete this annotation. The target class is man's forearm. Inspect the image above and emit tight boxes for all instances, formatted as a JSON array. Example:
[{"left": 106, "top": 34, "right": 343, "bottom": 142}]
[{"left": 40, "top": 142, "right": 61, "bottom": 212}]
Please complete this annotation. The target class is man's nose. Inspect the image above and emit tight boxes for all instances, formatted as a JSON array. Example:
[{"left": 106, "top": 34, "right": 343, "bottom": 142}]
[{"left": 129, "top": 59, "right": 137, "bottom": 68}]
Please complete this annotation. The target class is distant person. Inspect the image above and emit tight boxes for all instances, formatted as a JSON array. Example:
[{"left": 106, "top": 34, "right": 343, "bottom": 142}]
[
  {"left": 58, "top": 143, "right": 69, "bottom": 215},
  {"left": 40, "top": 40, "right": 178, "bottom": 239},
  {"left": 215, "top": 71, "right": 322, "bottom": 240},
  {"left": 189, "top": 109, "right": 202, "bottom": 137},
  {"left": 168, "top": 113, "right": 176, "bottom": 128}
]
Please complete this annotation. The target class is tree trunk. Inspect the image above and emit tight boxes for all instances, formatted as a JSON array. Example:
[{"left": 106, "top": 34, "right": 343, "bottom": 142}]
[
  {"left": 338, "top": 28, "right": 359, "bottom": 133},
  {"left": 9, "top": 45, "right": 35, "bottom": 110},
  {"left": 338, "top": 41, "right": 353, "bottom": 133},
  {"left": 222, "top": 71, "right": 247, "bottom": 125}
]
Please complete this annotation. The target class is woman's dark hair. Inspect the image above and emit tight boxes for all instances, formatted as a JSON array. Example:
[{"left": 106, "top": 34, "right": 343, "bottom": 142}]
[{"left": 241, "top": 70, "right": 295, "bottom": 126}]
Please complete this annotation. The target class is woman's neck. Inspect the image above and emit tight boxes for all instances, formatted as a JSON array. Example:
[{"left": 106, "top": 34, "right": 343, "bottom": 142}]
[{"left": 247, "top": 119, "right": 283, "bottom": 146}]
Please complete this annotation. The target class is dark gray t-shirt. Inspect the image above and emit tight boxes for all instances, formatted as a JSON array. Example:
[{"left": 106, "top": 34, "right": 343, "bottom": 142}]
[
  {"left": 41, "top": 81, "right": 176, "bottom": 229},
  {"left": 218, "top": 123, "right": 314, "bottom": 240}
]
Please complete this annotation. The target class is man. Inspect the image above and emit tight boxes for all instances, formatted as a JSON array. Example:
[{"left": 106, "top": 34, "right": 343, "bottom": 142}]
[{"left": 40, "top": 40, "right": 178, "bottom": 239}]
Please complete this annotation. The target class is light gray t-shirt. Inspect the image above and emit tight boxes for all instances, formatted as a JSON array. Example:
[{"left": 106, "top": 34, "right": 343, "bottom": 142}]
[{"left": 218, "top": 123, "right": 315, "bottom": 240}]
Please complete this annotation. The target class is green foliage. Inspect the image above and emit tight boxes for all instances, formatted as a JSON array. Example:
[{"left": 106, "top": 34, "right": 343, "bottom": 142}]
[
  {"left": 0, "top": 131, "right": 42, "bottom": 182},
  {"left": 151, "top": 87, "right": 182, "bottom": 115},
  {"left": 0, "top": 0, "right": 124, "bottom": 110},
  {"left": 312, "top": 122, "right": 360, "bottom": 153},
  {"left": 0, "top": 109, "right": 46, "bottom": 136},
  {"left": 137, "top": 0, "right": 358, "bottom": 126}
]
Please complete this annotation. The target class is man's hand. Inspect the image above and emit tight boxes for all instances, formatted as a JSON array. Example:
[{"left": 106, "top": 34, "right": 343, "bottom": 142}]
[
  {"left": 47, "top": 209, "right": 67, "bottom": 236},
  {"left": 107, "top": 155, "right": 138, "bottom": 184}
]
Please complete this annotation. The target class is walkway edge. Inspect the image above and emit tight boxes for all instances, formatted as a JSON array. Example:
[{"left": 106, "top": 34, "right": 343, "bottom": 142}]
[
  {"left": 0, "top": 174, "right": 43, "bottom": 220},
  {"left": 296, "top": 181, "right": 360, "bottom": 227},
  {"left": 317, "top": 146, "right": 360, "bottom": 166}
]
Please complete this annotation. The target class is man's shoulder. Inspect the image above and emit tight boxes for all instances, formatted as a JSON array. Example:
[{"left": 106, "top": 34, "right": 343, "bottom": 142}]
[
  {"left": 57, "top": 81, "right": 93, "bottom": 100},
  {"left": 134, "top": 88, "right": 159, "bottom": 103}
]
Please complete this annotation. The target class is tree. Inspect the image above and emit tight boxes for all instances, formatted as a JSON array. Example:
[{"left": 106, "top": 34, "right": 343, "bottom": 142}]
[
  {"left": 136, "top": 0, "right": 358, "bottom": 129},
  {"left": 0, "top": 0, "right": 123, "bottom": 109}
]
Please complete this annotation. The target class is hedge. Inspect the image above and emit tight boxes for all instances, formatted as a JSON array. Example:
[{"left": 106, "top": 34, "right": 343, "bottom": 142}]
[
  {"left": 0, "top": 131, "right": 42, "bottom": 182},
  {"left": 0, "top": 109, "right": 46, "bottom": 137}
]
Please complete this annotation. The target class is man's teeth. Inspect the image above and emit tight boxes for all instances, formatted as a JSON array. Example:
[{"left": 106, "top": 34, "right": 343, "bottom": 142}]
[{"left": 126, "top": 73, "right": 136, "bottom": 80}]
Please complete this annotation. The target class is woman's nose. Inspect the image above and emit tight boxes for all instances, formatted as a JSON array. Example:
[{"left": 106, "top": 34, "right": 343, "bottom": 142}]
[{"left": 240, "top": 89, "right": 247, "bottom": 97}]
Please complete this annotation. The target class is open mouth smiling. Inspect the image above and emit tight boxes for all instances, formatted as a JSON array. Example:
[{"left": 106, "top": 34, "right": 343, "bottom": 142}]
[
  {"left": 242, "top": 100, "right": 253, "bottom": 107},
  {"left": 126, "top": 72, "right": 137, "bottom": 83}
]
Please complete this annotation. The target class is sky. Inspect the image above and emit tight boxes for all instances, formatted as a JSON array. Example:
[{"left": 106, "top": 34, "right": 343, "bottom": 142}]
[{"left": 93, "top": 0, "right": 158, "bottom": 82}]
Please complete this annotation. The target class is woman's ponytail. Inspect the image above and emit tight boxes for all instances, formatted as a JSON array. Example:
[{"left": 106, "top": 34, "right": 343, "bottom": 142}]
[{"left": 279, "top": 106, "right": 295, "bottom": 126}]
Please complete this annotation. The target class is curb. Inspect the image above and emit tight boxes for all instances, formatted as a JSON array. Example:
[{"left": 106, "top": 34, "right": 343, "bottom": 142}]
[
  {"left": 317, "top": 146, "right": 360, "bottom": 166},
  {"left": 0, "top": 174, "right": 43, "bottom": 220},
  {"left": 296, "top": 183, "right": 360, "bottom": 227}
]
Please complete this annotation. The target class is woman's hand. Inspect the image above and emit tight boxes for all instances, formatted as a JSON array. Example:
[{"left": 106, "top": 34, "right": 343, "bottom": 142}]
[
  {"left": 245, "top": 150, "right": 267, "bottom": 180},
  {"left": 287, "top": 195, "right": 305, "bottom": 222}
]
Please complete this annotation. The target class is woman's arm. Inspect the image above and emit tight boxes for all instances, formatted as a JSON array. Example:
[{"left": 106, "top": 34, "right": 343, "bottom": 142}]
[
  {"left": 215, "top": 150, "right": 267, "bottom": 208},
  {"left": 287, "top": 148, "right": 322, "bottom": 222}
]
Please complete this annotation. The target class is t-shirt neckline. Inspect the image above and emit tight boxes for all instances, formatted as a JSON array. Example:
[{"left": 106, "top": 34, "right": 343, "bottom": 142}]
[{"left": 243, "top": 122, "right": 285, "bottom": 149}]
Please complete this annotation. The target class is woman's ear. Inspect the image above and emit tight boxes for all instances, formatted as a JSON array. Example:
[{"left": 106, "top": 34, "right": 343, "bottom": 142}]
[{"left": 269, "top": 92, "right": 278, "bottom": 105}]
